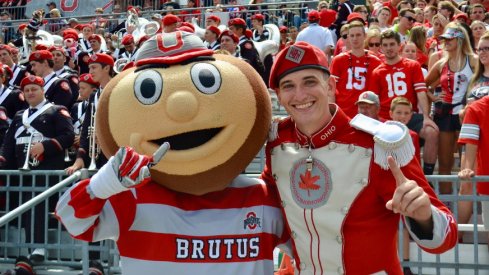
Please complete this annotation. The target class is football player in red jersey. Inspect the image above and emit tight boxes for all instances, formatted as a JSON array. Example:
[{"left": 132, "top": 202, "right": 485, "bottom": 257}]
[
  {"left": 330, "top": 21, "right": 382, "bottom": 118},
  {"left": 369, "top": 30, "right": 439, "bottom": 176}
]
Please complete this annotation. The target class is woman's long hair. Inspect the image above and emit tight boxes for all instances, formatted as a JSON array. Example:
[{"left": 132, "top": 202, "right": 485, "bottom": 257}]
[{"left": 468, "top": 32, "right": 489, "bottom": 95}]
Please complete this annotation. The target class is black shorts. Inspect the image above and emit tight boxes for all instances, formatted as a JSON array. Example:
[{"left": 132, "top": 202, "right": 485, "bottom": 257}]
[
  {"left": 434, "top": 114, "right": 461, "bottom": 132},
  {"left": 406, "top": 113, "right": 423, "bottom": 134}
]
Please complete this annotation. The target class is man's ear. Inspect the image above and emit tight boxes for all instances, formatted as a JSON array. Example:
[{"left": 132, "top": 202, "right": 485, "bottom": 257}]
[{"left": 327, "top": 75, "right": 336, "bottom": 103}]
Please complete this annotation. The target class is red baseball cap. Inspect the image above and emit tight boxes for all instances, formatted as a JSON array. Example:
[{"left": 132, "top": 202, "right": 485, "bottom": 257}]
[
  {"left": 206, "top": 15, "right": 221, "bottom": 23},
  {"left": 48, "top": 46, "right": 66, "bottom": 55},
  {"left": 21, "top": 75, "right": 44, "bottom": 90},
  {"left": 163, "top": 14, "right": 179, "bottom": 26},
  {"left": 18, "top": 23, "right": 27, "bottom": 31},
  {"left": 79, "top": 73, "right": 99, "bottom": 86},
  {"left": 220, "top": 30, "right": 239, "bottom": 43},
  {"left": 88, "top": 53, "right": 115, "bottom": 67},
  {"left": 29, "top": 50, "right": 53, "bottom": 62},
  {"left": 308, "top": 10, "right": 321, "bottom": 21},
  {"left": 453, "top": 13, "right": 468, "bottom": 22},
  {"left": 121, "top": 34, "right": 134, "bottom": 45},
  {"left": 207, "top": 25, "right": 221, "bottom": 37},
  {"left": 269, "top": 42, "right": 330, "bottom": 90},
  {"left": 279, "top": 26, "right": 288, "bottom": 33}
]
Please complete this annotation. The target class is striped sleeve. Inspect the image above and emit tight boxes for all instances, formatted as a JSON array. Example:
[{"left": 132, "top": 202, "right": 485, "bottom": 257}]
[
  {"left": 459, "top": 103, "right": 481, "bottom": 145},
  {"left": 459, "top": 123, "right": 480, "bottom": 141},
  {"left": 412, "top": 61, "right": 427, "bottom": 93}
]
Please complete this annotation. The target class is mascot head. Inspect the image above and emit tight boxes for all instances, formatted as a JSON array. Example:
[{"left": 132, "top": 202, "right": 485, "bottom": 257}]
[{"left": 96, "top": 31, "right": 271, "bottom": 195}]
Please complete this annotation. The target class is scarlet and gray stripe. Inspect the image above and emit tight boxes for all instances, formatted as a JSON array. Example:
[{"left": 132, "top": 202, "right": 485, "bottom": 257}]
[
  {"left": 129, "top": 204, "right": 283, "bottom": 236},
  {"left": 459, "top": 123, "right": 480, "bottom": 140}
]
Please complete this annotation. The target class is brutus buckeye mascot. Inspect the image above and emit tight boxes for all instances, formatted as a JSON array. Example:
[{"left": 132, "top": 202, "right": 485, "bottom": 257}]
[{"left": 55, "top": 31, "right": 290, "bottom": 274}]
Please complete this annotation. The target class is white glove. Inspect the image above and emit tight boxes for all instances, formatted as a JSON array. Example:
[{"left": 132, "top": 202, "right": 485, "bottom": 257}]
[{"left": 88, "top": 143, "right": 169, "bottom": 199}]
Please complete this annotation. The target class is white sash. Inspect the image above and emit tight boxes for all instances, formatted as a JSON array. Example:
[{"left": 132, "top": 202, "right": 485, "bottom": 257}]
[
  {"left": 74, "top": 101, "right": 86, "bottom": 133},
  {"left": 0, "top": 85, "right": 13, "bottom": 105},
  {"left": 9, "top": 64, "right": 20, "bottom": 87},
  {"left": 14, "top": 103, "right": 53, "bottom": 138},
  {"left": 44, "top": 74, "right": 60, "bottom": 93}
]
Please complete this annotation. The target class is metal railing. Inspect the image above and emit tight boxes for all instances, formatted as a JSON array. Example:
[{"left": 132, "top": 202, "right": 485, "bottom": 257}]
[{"left": 1, "top": 169, "right": 488, "bottom": 274}]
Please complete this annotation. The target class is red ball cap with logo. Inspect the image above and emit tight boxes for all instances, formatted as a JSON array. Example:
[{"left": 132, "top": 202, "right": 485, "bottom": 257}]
[
  {"left": 279, "top": 26, "right": 288, "bottom": 33},
  {"left": 163, "top": 14, "right": 179, "bottom": 26},
  {"left": 121, "top": 34, "right": 134, "bottom": 45},
  {"left": 228, "top": 18, "right": 247, "bottom": 27},
  {"left": 207, "top": 25, "right": 221, "bottom": 37},
  {"left": 21, "top": 75, "right": 44, "bottom": 90},
  {"left": 308, "top": 10, "right": 321, "bottom": 21},
  {"left": 88, "top": 53, "right": 115, "bottom": 67},
  {"left": 29, "top": 50, "right": 53, "bottom": 62},
  {"left": 79, "top": 73, "right": 99, "bottom": 86},
  {"left": 136, "top": 31, "right": 213, "bottom": 67},
  {"left": 269, "top": 41, "right": 330, "bottom": 90}
]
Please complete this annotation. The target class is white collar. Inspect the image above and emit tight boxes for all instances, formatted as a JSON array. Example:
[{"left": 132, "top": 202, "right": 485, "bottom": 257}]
[{"left": 31, "top": 99, "right": 48, "bottom": 110}]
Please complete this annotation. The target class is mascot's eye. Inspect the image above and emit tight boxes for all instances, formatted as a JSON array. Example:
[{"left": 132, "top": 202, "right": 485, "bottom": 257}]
[
  {"left": 190, "top": 63, "right": 221, "bottom": 95},
  {"left": 134, "top": 70, "right": 163, "bottom": 105}
]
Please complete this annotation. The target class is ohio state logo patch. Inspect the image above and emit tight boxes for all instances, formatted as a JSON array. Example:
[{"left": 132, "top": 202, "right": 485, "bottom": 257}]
[
  {"left": 290, "top": 157, "right": 332, "bottom": 209},
  {"left": 243, "top": 212, "right": 261, "bottom": 230}
]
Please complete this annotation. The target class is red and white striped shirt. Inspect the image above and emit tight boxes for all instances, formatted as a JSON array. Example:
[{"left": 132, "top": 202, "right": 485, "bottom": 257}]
[{"left": 56, "top": 175, "right": 289, "bottom": 274}]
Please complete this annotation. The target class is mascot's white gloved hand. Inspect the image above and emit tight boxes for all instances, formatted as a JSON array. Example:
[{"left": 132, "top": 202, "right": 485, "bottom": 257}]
[{"left": 88, "top": 142, "right": 169, "bottom": 199}]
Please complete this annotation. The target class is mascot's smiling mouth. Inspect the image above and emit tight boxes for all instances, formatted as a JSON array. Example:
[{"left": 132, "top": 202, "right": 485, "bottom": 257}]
[{"left": 151, "top": 127, "right": 224, "bottom": 150}]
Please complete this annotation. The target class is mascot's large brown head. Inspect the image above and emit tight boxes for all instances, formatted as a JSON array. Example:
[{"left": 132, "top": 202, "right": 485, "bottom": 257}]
[{"left": 96, "top": 31, "right": 271, "bottom": 195}]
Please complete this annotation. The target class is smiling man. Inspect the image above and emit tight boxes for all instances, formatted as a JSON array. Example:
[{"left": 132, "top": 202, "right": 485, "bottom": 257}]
[{"left": 262, "top": 41, "right": 457, "bottom": 274}]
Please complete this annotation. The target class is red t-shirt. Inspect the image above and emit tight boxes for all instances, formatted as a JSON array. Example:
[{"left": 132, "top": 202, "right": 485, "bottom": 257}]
[
  {"left": 458, "top": 96, "right": 489, "bottom": 194},
  {"left": 331, "top": 51, "right": 382, "bottom": 118},
  {"left": 369, "top": 58, "right": 427, "bottom": 119}
]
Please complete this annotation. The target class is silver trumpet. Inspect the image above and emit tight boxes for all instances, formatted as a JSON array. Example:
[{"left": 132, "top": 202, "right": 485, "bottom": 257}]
[
  {"left": 20, "top": 130, "right": 44, "bottom": 171},
  {"left": 64, "top": 149, "right": 71, "bottom": 162},
  {"left": 88, "top": 103, "right": 99, "bottom": 171}
]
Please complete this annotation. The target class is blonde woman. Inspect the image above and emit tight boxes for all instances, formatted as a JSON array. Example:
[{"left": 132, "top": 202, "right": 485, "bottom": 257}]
[
  {"left": 364, "top": 28, "right": 382, "bottom": 58},
  {"left": 470, "top": 20, "right": 486, "bottom": 51},
  {"left": 458, "top": 32, "right": 489, "bottom": 233},
  {"left": 425, "top": 22, "right": 478, "bottom": 194}
]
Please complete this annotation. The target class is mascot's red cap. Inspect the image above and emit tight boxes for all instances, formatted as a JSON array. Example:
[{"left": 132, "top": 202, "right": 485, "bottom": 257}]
[
  {"left": 21, "top": 75, "right": 44, "bottom": 90},
  {"left": 269, "top": 41, "right": 330, "bottom": 90},
  {"left": 79, "top": 73, "right": 99, "bottom": 86},
  {"left": 136, "top": 31, "right": 213, "bottom": 67},
  {"left": 29, "top": 50, "right": 53, "bottom": 62},
  {"left": 89, "top": 53, "right": 115, "bottom": 67},
  {"left": 121, "top": 34, "right": 134, "bottom": 45}
]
